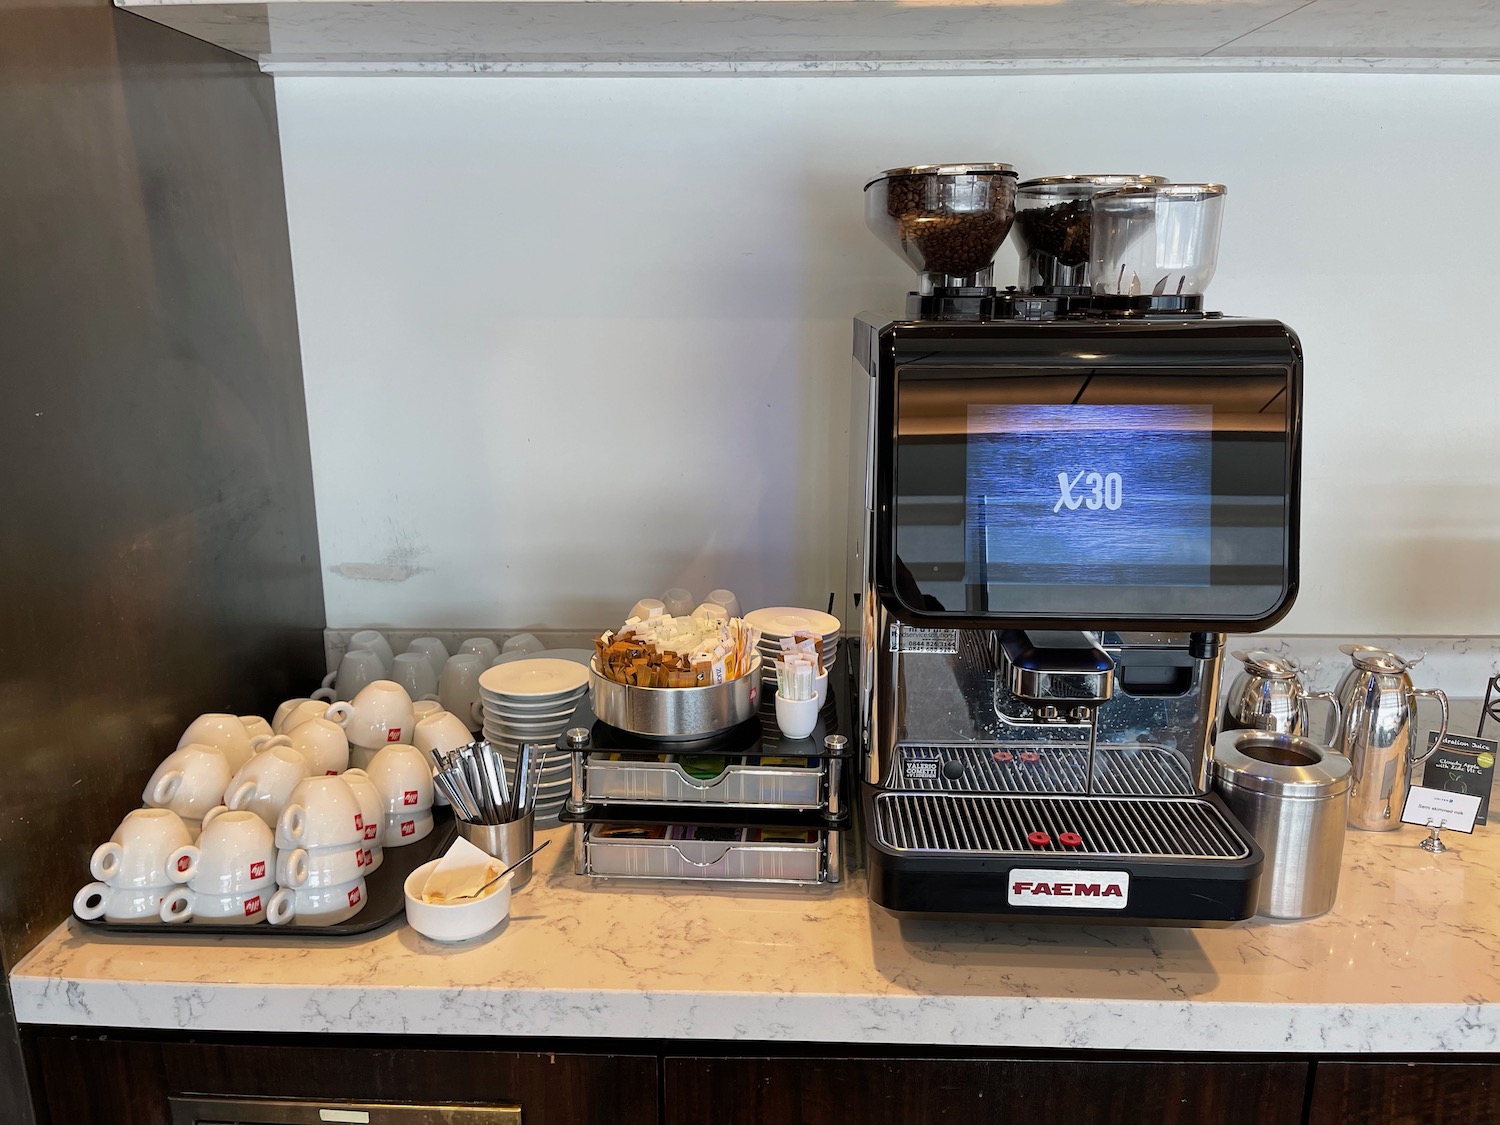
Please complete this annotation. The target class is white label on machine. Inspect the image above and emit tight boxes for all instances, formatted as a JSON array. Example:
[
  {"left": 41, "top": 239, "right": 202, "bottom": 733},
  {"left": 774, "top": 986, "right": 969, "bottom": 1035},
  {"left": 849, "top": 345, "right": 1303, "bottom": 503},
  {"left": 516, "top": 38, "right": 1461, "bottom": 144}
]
[
  {"left": 906, "top": 761, "right": 939, "bottom": 780},
  {"left": 1008, "top": 868, "right": 1130, "bottom": 909}
]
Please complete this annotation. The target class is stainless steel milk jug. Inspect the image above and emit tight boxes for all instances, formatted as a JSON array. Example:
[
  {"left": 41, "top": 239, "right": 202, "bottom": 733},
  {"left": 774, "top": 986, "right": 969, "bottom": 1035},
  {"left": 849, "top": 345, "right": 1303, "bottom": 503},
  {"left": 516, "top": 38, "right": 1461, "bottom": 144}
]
[
  {"left": 1336, "top": 646, "right": 1449, "bottom": 831},
  {"left": 1224, "top": 650, "right": 1341, "bottom": 743}
]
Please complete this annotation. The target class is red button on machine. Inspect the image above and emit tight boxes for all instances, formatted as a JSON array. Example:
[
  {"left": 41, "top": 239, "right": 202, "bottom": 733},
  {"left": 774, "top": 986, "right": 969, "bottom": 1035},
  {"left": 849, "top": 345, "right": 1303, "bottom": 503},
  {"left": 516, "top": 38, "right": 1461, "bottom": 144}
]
[
  {"left": 1019, "top": 751, "right": 1040, "bottom": 763},
  {"left": 1059, "top": 832, "right": 1083, "bottom": 848},
  {"left": 1027, "top": 831, "right": 1052, "bottom": 847},
  {"left": 991, "top": 750, "right": 1013, "bottom": 763}
]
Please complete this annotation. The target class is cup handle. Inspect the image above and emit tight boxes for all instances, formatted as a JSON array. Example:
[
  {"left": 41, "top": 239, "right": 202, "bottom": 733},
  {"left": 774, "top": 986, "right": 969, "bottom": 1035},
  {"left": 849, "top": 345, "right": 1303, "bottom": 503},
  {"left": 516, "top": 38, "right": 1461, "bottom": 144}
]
[
  {"left": 310, "top": 685, "right": 336, "bottom": 703},
  {"left": 159, "top": 887, "right": 193, "bottom": 924},
  {"left": 73, "top": 883, "right": 109, "bottom": 921},
  {"left": 200, "top": 804, "right": 229, "bottom": 833},
  {"left": 469, "top": 699, "right": 484, "bottom": 727},
  {"left": 276, "top": 848, "right": 309, "bottom": 889},
  {"left": 1302, "top": 690, "right": 1343, "bottom": 749},
  {"left": 267, "top": 888, "right": 295, "bottom": 926},
  {"left": 166, "top": 844, "right": 200, "bottom": 884},
  {"left": 250, "top": 733, "right": 292, "bottom": 753},
  {"left": 324, "top": 702, "right": 354, "bottom": 729},
  {"left": 278, "top": 803, "right": 307, "bottom": 845},
  {"left": 90, "top": 841, "right": 124, "bottom": 883},
  {"left": 226, "top": 781, "right": 258, "bottom": 813},
  {"left": 147, "top": 770, "right": 183, "bottom": 808}
]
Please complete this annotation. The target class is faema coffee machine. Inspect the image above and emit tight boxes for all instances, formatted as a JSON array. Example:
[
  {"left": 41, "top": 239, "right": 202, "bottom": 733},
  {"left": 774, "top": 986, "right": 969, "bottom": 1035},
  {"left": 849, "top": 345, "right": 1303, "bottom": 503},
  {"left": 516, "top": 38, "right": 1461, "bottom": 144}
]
[{"left": 849, "top": 164, "right": 1302, "bottom": 924}]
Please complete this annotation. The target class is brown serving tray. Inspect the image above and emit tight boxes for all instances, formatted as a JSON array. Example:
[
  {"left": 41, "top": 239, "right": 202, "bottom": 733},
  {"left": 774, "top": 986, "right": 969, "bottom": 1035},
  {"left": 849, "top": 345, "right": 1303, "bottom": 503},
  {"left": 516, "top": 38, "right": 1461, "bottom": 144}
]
[{"left": 75, "top": 813, "right": 456, "bottom": 937}]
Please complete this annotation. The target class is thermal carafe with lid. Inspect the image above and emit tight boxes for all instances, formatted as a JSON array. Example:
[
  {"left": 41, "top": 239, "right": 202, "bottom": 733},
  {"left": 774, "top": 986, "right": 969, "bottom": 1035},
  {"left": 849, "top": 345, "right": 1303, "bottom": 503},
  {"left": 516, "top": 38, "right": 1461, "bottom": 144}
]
[{"left": 1212, "top": 731, "right": 1351, "bottom": 920}]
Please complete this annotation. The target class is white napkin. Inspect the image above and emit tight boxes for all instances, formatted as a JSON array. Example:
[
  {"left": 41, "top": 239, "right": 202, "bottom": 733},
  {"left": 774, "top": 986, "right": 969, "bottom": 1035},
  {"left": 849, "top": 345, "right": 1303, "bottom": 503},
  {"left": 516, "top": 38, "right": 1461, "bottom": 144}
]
[{"left": 421, "top": 836, "right": 502, "bottom": 904}]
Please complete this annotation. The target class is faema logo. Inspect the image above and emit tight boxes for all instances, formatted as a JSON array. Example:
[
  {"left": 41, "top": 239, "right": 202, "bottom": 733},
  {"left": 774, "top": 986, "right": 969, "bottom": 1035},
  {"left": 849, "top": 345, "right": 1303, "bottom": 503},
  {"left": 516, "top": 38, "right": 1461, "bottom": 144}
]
[{"left": 1008, "top": 868, "right": 1129, "bottom": 910}]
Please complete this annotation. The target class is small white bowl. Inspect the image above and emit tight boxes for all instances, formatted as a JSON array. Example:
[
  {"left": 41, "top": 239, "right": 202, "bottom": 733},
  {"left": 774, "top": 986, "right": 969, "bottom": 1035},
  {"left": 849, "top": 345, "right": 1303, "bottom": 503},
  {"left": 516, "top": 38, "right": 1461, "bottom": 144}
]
[{"left": 403, "top": 858, "right": 511, "bottom": 943}]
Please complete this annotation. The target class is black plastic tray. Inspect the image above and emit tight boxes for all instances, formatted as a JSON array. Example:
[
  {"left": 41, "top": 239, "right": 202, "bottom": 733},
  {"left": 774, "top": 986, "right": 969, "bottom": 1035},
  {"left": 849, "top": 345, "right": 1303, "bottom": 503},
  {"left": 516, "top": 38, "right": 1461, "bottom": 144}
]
[{"left": 75, "top": 813, "right": 457, "bottom": 937}]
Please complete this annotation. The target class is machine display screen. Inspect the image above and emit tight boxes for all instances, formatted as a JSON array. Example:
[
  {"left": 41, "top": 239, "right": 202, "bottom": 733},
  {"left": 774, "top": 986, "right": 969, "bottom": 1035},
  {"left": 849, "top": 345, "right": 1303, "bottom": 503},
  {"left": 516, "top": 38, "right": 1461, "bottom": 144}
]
[
  {"left": 891, "top": 366, "right": 1293, "bottom": 622},
  {"left": 966, "top": 403, "right": 1213, "bottom": 588}
]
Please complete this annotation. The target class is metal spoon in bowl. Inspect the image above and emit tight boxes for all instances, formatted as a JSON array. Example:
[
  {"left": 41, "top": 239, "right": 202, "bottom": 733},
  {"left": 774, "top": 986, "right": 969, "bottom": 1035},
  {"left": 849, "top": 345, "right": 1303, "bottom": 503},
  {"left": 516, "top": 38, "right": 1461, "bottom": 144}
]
[{"left": 454, "top": 839, "right": 551, "bottom": 901}]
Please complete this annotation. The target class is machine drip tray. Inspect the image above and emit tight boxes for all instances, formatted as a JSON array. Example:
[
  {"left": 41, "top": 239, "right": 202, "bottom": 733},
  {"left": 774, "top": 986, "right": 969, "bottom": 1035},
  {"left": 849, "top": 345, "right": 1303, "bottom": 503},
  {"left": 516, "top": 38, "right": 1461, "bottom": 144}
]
[
  {"left": 862, "top": 785, "right": 1264, "bottom": 925},
  {"left": 893, "top": 741, "right": 1198, "bottom": 797},
  {"left": 873, "top": 791, "right": 1249, "bottom": 859}
]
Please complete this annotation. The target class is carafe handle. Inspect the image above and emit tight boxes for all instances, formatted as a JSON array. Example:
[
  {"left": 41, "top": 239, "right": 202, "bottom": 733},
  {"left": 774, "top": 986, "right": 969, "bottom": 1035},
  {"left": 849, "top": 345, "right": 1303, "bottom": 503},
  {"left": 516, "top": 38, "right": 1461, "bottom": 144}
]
[
  {"left": 1301, "top": 690, "right": 1342, "bottom": 748},
  {"left": 1408, "top": 688, "right": 1450, "bottom": 765}
]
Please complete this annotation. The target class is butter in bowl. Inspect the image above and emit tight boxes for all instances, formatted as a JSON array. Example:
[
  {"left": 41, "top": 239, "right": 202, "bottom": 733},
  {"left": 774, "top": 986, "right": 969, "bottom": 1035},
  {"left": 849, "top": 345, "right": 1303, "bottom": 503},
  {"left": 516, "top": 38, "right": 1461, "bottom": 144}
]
[{"left": 403, "top": 836, "right": 511, "bottom": 943}]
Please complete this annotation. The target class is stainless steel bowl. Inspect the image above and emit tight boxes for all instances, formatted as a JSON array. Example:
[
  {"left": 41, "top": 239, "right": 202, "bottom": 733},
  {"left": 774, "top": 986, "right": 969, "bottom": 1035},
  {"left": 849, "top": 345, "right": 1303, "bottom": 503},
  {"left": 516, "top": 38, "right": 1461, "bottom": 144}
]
[{"left": 589, "top": 655, "right": 762, "bottom": 741}]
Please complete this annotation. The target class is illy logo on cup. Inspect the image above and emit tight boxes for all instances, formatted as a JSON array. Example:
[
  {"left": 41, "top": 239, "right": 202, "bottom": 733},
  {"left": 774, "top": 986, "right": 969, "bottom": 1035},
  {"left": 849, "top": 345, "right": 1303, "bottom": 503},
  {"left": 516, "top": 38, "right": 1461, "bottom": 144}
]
[
  {"left": 400, "top": 820, "right": 415, "bottom": 837},
  {"left": 363, "top": 848, "right": 373, "bottom": 866},
  {"left": 403, "top": 789, "right": 418, "bottom": 806},
  {"left": 250, "top": 861, "right": 266, "bottom": 881},
  {"left": 348, "top": 886, "right": 361, "bottom": 907},
  {"left": 365, "top": 823, "right": 378, "bottom": 841},
  {"left": 243, "top": 895, "right": 262, "bottom": 917},
  {"left": 356, "top": 849, "right": 366, "bottom": 867},
  {"left": 354, "top": 813, "right": 364, "bottom": 831},
  {"left": 387, "top": 728, "right": 402, "bottom": 742}
]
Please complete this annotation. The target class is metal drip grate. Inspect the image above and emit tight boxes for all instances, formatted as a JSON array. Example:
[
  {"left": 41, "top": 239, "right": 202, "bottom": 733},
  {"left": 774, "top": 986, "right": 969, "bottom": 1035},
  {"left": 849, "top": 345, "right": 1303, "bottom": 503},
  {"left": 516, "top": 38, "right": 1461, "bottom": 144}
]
[
  {"left": 874, "top": 792, "right": 1249, "bottom": 859},
  {"left": 895, "top": 742, "right": 1197, "bottom": 797}
]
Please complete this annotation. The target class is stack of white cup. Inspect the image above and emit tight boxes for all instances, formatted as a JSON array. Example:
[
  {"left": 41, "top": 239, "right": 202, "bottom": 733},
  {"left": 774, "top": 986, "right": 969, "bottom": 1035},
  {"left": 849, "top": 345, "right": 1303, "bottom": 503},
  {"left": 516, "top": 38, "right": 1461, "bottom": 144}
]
[
  {"left": 159, "top": 806, "right": 277, "bottom": 924},
  {"left": 328, "top": 681, "right": 416, "bottom": 772},
  {"left": 74, "top": 808, "right": 194, "bottom": 923},
  {"left": 366, "top": 743, "right": 436, "bottom": 846},
  {"left": 341, "top": 768, "right": 386, "bottom": 873},
  {"left": 268, "top": 775, "right": 369, "bottom": 926}
]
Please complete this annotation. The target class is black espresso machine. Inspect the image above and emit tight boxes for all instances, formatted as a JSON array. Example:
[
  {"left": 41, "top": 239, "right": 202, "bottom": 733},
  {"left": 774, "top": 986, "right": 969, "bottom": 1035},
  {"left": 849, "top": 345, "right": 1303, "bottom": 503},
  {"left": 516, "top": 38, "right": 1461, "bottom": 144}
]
[{"left": 850, "top": 165, "right": 1302, "bottom": 924}]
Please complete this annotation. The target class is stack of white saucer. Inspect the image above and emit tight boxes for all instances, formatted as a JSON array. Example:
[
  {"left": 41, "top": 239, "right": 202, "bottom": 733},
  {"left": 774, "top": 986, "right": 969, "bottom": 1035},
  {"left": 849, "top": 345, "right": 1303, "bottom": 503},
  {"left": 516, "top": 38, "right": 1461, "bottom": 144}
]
[
  {"left": 477, "top": 657, "right": 589, "bottom": 826},
  {"left": 745, "top": 607, "right": 841, "bottom": 690}
]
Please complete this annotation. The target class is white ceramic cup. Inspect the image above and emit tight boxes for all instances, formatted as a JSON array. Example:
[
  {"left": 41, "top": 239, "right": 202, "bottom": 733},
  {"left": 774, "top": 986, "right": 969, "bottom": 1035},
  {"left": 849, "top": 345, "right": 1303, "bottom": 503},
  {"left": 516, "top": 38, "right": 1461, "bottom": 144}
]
[
  {"left": 412, "top": 699, "right": 444, "bottom": 726},
  {"left": 275, "top": 839, "right": 369, "bottom": 888},
  {"left": 272, "top": 698, "right": 312, "bottom": 734},
  {"left": 367, "top": 744, "right": 435, "bottom": 816},
  {"left": 143, "top": 744, "right": 233, "bottom": 823},
  {"left": 167, "top": 807, "right": 276, "bottom": 895},
  {"left": 775, "top": 693, "right": 819, "bottom": 740},
  {"left": 275, "top": 775, "right": 364, "bottom": 851},
  {"left": 627, "top": 598, "right": 665, "bottom": 621},
  {"left": 406, "top": 637, "right": 450, "bottom": 682},
  {"left": 349, "top": 630, "right": 395, "bottom": 675},
  {"left": 438, "top": 655, "right": 485, "bottom": 732},
  {"left": 501, "top": 633, "right": 545, "bottom": 656},
  {"left": 459, "top": 637, "right": 501, "bottom": 666},
  {"left": 661, "top": 587, "right": 695, "bottom": 617},
  {"left": 392, "top": 652, "right": 440, "bottom": 703},
  {"left": 413, "top": 711, "right": 476, "bottom": 759},
  {"left": 707, "top": 588, "right": 742, "bottom": 620},
  {"left": 239, "top": 716, "right": 273, "bottom": 741},
  {"left": 692, "top": 603, "right": 729, "bottom": 625},
  {"left": 159, "top": 885, "right": 269, "bottom": 924},
  {"left": 267, "top": 878, "right": 367, "bottom": 927},
  {"left": 280, "top": 698, "right": 331, "bottom": 735},
  {"left": 814, "top": 669, "right": 830, "bottom": 712},
  {"left": 341, "top": 768, "right": 386, "bottom": 873},
  {"left": 224, "top": 743, "right": 309, "bottom": 828},
  {"left": 383, "top": 809, "right": 435, "bottom": 847},
  {"left": 328, "top": 648, "right": 386, "bottom": 704},
  {"left": 73, "top": 882, "right": 171, "bottom": 923},
  {"left": 177, "top": 714, "right": 256, "bottom": 775},
  {"left": 286, "top": 717, "right": 350, "bottom": 776},
  {"left": 325, "top": 680, "right": 415, "bottom": 751},
  {"left": 90, "top": 808, "right": 194, "bottom": 889}
]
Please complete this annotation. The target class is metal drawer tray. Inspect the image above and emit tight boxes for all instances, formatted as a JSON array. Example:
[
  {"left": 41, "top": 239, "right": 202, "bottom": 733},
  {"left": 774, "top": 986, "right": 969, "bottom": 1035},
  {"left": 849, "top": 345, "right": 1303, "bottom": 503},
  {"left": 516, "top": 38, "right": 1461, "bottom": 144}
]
[
  {"left": 583, "top": 753, "right": 827, "bottom": 809},
  {"left": 575, "top": 822, "right": 838, "bottom": 885}
]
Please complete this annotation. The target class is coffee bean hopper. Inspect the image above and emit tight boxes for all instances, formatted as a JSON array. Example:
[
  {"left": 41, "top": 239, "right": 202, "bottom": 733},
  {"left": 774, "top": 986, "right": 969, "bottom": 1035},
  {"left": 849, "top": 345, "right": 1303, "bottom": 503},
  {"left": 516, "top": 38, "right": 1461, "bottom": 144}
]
[{"left": 851, "top": 163, "right": 1303, "bottom": 924}]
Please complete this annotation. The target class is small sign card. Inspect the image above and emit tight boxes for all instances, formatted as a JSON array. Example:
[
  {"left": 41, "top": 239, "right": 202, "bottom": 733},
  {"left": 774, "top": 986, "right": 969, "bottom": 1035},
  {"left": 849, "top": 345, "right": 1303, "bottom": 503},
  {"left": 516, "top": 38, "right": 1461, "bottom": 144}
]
[
  {"left": 1421, "top": 732, "right": 1496, "bottom": 826},
  {"left": 1401, "top": 786, "right": 1483, "bottom": 835}
]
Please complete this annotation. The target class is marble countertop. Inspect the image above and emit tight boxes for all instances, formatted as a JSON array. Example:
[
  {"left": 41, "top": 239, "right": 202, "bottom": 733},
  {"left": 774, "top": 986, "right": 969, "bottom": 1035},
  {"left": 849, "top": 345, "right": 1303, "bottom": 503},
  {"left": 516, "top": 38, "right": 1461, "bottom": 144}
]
[{"left": 11, "top": 814, "right": 1500, "bottom": 1053}]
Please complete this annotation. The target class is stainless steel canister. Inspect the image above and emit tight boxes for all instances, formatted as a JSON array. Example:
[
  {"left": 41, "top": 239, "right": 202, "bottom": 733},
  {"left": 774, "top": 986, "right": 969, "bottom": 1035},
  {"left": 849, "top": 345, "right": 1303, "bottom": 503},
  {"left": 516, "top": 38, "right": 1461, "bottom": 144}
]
[
  {"left": 1212, "top": 730, "right": 1351, "bottom": 920},
  {"left": 589, "top": 655, "right": 762, "bottom": 741}
]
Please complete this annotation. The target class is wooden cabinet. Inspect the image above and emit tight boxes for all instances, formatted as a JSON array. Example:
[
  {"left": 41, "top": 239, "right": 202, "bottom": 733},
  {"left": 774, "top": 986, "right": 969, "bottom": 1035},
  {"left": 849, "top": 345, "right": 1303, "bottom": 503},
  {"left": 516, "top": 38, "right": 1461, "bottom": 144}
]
[
  {"left": 1309, "top": 1061, "right": 1500, "bottom": 1125},
  {"left": 31, "top": 1036, "right": 659, "bottom": 1125},
  {"left": 665, "top": 1055, "right": 1309, "bottom": 1125}
]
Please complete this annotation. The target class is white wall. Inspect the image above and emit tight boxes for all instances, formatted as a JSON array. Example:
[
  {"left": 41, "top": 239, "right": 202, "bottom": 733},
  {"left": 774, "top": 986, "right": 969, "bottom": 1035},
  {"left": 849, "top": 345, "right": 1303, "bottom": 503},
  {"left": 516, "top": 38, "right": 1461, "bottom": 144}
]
[{"left": 275, "top": 72, "right": 1500, "bottom": 633}]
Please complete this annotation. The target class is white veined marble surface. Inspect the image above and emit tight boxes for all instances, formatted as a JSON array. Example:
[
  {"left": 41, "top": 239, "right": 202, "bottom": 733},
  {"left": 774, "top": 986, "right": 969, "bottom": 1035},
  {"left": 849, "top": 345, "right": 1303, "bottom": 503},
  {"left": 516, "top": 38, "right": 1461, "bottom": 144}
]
[{"left": 12, "top": 816, "right": 1500, "bottom": 1051}]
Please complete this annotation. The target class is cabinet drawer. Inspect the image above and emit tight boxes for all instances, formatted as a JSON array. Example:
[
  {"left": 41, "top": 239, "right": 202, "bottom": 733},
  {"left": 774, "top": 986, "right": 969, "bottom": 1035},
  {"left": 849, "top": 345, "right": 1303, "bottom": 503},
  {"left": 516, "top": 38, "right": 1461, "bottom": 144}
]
[
  {"left": 666, "top": 1055, "right": 1308, "bottom": 1125},
  {"left": 1309, "top": 1061, "right": 1500, "bottom": 1125},
  {"left": 35, "top": 1037, "right": 658, "bottom": 1125}
]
